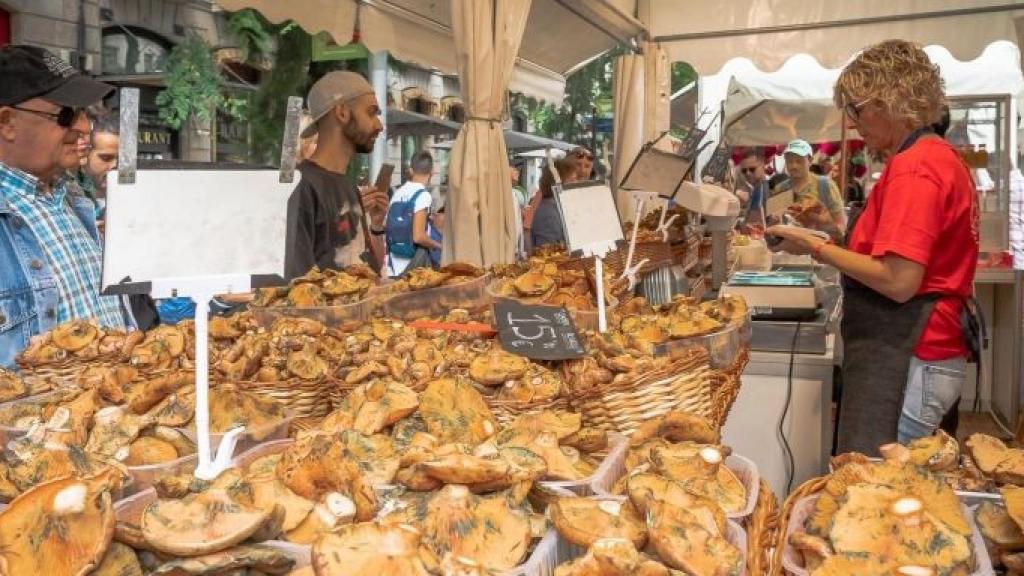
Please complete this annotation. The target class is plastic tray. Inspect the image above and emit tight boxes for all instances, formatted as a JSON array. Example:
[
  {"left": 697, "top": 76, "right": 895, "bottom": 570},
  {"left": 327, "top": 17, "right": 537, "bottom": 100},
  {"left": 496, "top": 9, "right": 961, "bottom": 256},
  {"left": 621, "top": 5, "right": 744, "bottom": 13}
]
[
  {"left": 592, "top": 445, "right": 761, "bottom": 520},
  {"left": 380, "top": 274, "right": 492, "bottom": 320},
  {"left": 0, "top": 390, "right": 66, "bottom": 446},
  {"left": 122, "top": 452, "right": 199, "bottom": 498},
  {"left": 540, "top": 433, "right": 627, "bottom": 496},
  {"left": 654, "top": 311, "right": 751, "bottom": 368},
  {"left": 231, "top": 437, "right": 294, "bottom": 471},
  {"left": 182, "top": 415, "right": 293, "bottom": 456},
  {"left": 251, "top": 294, "right": 382, "bottom": 332},
  {"left": 781, "top": 495, "right": 993, "bottom": 576},
  {"left": 509, "top": 507, "right": 747, "bottom": 576},
  {"left": 113, "top": 488, "right": 312, "bottom": 569}
]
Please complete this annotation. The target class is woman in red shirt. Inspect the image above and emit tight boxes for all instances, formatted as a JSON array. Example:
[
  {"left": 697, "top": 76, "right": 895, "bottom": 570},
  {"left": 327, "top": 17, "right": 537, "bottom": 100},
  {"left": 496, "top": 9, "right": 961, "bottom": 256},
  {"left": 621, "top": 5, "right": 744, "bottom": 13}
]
[{"left": 769, "top": 40, "right": 978, "bottom": 454}]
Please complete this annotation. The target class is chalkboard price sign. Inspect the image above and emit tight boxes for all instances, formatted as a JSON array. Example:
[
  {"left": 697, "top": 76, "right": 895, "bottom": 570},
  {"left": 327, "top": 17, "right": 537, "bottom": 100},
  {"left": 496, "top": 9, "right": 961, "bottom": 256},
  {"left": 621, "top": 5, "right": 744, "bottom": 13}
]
[{"left": 494, "top": 300, "right": 587, "bottom": 360}]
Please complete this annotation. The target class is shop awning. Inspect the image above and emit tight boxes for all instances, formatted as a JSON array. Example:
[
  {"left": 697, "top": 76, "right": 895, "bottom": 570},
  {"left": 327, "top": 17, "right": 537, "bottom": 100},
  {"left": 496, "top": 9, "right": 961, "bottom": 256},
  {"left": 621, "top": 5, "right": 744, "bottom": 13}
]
[
  {"left": 704, "top": 41, "right": 1024, "bottom": 147},
  {"left": 216, "top": 0, "right": 646, "bottom": 103},
  {"left": 387, "top": 108, "right": 461, "bottom": 137},
  {"left": 431, "top": 129, "right": 574, "bottom": 152},
  {"left": 645, "top": 0, "right": 1024, "bottom": 74}
]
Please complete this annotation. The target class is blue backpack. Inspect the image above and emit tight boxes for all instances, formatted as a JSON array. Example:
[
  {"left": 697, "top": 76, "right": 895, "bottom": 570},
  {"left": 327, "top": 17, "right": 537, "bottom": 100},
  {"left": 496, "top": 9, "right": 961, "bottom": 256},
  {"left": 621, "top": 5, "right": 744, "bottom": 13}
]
[{"left": 386, "top": 187, "right": 427, "bottom": 259}]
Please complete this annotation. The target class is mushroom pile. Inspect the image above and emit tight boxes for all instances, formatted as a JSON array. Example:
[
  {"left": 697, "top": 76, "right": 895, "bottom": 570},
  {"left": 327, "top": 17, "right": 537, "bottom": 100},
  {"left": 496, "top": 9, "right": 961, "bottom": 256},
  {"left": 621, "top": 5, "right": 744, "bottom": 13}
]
[
  {"left": 0, "top": 367, "right": 285, "bottom": 501},
  {"left": 252, "top": 264, "right": 381, "bottom": 308},
  {"left": 551, "top": 411, "right": 746, "bottom": 576},
  {"left": 789, "top": 443, "right": 976, "bottom": 575}
]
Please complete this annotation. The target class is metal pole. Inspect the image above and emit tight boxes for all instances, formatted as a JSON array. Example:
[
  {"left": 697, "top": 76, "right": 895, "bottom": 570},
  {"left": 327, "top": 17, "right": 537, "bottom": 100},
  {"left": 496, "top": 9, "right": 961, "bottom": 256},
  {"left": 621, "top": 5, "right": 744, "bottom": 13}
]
[{"left": 370, "top": 50, "right": 389, "bottom": 181}]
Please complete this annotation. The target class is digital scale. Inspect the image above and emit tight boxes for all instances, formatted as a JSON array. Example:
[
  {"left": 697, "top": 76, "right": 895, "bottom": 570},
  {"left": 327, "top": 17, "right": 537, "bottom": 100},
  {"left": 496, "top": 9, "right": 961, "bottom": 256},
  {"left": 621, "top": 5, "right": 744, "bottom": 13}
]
[{"left": 722, "top": 271, "right": 819, "bottom": 321}]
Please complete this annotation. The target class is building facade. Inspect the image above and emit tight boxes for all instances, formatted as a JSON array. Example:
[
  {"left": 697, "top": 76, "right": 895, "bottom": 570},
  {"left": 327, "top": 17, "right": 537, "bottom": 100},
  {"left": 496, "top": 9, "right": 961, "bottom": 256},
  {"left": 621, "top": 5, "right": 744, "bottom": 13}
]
[{"left": 0, "top": 0, "right": 237, "bottom": 161}]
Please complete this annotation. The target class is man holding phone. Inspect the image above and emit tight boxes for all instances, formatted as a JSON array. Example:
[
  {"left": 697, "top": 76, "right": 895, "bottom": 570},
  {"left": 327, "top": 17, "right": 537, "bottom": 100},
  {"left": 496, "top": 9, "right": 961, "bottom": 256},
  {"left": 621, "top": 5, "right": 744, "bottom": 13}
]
[{"left": 284, "top": 71, "right": 389, "bottom": 280}]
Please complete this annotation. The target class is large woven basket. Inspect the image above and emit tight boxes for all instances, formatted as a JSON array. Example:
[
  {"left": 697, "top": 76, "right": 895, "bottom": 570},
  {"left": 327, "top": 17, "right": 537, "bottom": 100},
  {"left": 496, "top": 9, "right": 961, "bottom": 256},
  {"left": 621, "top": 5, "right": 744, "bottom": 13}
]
[
  {"left": 605, "top": 240, "right": 676, "bottom": 274},
  {"left": 567, "top": 349, "right": 719, "bottom": 437},
  {"left": 709, "top": 349, "right": 749, "bottom": 427},
  {"left": 485, "top": 395, "right": 573, "bottom": 429},
  {"left": 230, "top": 377, "right": 335, "bottom": 419},
  {"left": 16, "top": 362, "right": 99, "bottom": 393},
  {"left": 746, "top": 478, "right": 780, "bottom": 576}
]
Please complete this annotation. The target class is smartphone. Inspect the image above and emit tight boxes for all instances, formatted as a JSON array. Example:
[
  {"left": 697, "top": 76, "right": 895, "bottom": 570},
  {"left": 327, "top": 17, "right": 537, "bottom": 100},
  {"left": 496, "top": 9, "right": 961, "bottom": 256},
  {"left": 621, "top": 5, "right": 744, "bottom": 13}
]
[{"left": 374, "top": 163, "right": 394, "bottom": 197}]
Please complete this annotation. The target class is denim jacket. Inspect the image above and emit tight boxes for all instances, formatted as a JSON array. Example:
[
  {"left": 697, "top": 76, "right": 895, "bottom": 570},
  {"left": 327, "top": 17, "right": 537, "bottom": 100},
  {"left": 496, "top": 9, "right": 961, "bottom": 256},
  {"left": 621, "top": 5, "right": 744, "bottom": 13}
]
[{"left": 0, "top": 190, "right": 129, "bottom": 368}]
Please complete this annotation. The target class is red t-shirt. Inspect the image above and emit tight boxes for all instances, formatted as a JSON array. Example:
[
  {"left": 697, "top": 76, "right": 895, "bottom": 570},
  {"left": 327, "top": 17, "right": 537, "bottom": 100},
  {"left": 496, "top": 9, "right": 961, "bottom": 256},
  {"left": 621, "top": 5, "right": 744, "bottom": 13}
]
[{"left": 847, "top": 138, "right": 978, "bottom": 360}]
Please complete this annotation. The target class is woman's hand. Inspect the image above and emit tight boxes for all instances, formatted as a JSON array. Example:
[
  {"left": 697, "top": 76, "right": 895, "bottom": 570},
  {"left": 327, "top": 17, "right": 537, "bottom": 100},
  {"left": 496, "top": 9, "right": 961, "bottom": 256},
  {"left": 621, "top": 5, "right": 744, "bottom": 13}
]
[{"left": 766, "top": 225, "right": 828, "bottom": 256}]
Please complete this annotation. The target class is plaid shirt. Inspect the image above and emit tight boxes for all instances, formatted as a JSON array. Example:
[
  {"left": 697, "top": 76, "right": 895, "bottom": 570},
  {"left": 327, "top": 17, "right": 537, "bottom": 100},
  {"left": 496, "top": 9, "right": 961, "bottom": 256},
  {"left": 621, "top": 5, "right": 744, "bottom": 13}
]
[{"left": 0, "top": 162, "right": 127, "bottom": 329}]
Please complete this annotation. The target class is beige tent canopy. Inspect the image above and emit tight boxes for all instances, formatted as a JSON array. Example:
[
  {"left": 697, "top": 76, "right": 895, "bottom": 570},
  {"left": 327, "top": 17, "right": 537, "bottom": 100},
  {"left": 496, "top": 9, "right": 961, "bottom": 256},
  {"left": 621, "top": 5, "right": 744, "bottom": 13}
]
[
  {"left": 217, "top": 0, "right": 645, "bottom": 103},
  {"left": 646, "top": 0, "right": 1024, "bottom": 74}
]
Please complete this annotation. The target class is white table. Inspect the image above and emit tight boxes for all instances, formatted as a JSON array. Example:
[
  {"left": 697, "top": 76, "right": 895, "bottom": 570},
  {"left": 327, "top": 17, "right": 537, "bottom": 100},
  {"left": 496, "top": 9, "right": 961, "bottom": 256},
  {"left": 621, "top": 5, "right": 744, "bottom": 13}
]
[{"left": 723, "top": 335, "right": 835, "bottom": 498}]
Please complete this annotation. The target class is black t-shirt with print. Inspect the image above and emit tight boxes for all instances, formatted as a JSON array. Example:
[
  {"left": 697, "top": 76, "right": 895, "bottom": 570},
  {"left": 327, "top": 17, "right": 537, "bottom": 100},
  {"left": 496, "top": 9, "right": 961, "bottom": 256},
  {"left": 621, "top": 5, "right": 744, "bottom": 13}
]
[{"left": 284, "top": 160, "right": 365, "bottom": 281}]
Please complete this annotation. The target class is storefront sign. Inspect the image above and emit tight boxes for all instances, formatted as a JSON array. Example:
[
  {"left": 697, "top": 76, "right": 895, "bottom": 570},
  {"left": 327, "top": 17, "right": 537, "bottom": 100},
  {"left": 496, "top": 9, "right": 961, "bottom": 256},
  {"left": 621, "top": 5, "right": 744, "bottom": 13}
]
[{"left": 495, "top": 300, "right": 586, "bottom": 360}]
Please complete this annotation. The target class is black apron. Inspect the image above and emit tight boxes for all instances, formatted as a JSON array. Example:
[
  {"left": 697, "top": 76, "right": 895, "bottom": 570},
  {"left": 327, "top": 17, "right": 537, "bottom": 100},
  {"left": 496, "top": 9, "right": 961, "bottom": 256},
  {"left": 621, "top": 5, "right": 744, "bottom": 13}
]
[{"left": 835, "top": 129, "right": 940, "bottom": 456}]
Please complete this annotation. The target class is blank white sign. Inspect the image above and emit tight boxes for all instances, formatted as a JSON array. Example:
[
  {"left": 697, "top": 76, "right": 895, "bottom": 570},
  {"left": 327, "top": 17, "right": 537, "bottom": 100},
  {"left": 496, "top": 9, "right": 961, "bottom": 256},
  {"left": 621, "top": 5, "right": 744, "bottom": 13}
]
[
  {"left": 102, "top": 169, "right": 293, "bottom": 291},
  {"left": 556, "top": 181, "right": 624, "bottom": 256}
]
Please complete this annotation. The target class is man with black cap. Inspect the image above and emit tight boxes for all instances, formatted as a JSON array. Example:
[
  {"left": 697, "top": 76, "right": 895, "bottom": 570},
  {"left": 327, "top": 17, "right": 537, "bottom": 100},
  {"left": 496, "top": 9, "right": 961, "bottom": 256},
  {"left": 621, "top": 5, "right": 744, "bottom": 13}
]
[
  {"left": 0, "top": 45, "right": 134, "bottom": 368},
  {"left": 284, "top": 70, "right": 388, "bottom": 280}
]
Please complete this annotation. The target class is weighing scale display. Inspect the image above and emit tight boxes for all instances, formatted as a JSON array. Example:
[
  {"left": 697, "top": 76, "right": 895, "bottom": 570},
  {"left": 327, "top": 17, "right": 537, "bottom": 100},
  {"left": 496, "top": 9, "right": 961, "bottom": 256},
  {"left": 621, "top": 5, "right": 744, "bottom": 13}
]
[{"left": 728, "top": 271, "right": 815, "bottom": 287}]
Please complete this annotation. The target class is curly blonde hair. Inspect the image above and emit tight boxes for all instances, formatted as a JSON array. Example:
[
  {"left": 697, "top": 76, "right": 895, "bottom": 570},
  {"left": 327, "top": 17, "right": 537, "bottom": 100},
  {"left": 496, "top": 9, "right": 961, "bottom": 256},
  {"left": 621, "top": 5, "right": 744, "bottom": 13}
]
[{"left": 834, "top": 40, "right": 945, "bottom": 129}]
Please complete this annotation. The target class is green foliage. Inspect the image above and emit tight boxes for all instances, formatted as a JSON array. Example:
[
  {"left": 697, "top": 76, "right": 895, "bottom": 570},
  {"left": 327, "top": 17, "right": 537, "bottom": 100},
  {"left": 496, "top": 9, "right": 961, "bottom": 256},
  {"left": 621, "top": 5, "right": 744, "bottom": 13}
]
[
  {"left": 671, "top": 62, "right": 697, "bottom": 94},
  {"left": 156, "top": 35, "right": 243, "bottom": 130},
  {"left": 247, "top": 22, "right": 313, "bottom": 165},
  {"left": 515, "top": 49, "right": 700, "bottom": 146},
  {"left": 226, "top": 9, "right": 272, "bottom": 64}
]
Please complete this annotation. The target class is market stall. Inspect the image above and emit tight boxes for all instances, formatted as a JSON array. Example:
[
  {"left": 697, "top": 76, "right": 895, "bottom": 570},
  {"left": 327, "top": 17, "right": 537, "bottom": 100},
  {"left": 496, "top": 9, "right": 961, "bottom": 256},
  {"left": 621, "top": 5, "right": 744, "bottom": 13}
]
[{"left": 683, "top": 41, "right": 1024, "bottom": 496}]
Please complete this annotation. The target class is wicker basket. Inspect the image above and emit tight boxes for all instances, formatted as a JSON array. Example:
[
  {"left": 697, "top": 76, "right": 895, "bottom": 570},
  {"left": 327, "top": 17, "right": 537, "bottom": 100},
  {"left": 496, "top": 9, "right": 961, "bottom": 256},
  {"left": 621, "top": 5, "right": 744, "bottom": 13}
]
[
  {"left": 485, "top": 395, "right": 573, "bottom": 429},
  {"left": 230, "top": 377, "right": 335, "bottom": 419},
  {"left": 16, "top": 360, "right": 118, "bottom": 393},
  {"left": 290, "top": 416, "right": 325, "bottom": 436},
  {"left": 709, "top": 349, "right": 749, "bottom": 428},
  {"left": 746, "top": 478, "right": 780, "bottom": 576},
  {"left": 567, "top": 349, "right": 719, "bottom": 437},
  {"left": 605, "top": 240, "right": 676, "bottom": 275},
  {"left": 768, "top": 476, "right": 993, "bottom": 575}
]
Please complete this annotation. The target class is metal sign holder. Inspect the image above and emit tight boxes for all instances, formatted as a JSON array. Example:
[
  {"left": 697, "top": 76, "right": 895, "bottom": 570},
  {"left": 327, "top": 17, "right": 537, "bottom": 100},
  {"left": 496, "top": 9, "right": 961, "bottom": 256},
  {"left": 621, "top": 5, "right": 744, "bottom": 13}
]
[{"left": 107, "top": 89, "right": 303, "bottom": 479}]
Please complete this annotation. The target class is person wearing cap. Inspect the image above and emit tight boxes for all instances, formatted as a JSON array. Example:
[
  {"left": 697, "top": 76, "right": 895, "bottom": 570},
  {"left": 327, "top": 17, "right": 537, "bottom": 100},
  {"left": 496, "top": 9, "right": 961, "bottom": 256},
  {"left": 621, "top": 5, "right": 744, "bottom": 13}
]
[
  {"left": 0, "top": 45, "right": 136, "bottom": 368},
  {"left": 284, "top": 70, "right": 387, "bottom": 281},
  {"left": 777, "top": 138, "right": 847, "bottom": 236}
]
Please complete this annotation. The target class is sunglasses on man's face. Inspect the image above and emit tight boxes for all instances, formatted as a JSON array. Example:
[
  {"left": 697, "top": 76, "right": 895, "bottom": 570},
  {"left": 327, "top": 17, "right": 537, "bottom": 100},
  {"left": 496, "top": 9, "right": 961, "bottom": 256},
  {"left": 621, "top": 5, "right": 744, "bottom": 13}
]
[
  {"left": 11, "top": 105, "right": 80, "bottom": 128},
  {"left": 741, "top": 167, "right": 759, "bottom": 174}
]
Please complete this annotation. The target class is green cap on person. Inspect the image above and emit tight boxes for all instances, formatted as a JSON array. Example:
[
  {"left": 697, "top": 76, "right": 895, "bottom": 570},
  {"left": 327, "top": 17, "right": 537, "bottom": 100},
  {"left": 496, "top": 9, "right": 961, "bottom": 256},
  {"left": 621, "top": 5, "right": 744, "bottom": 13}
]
[{"left": 783, "top": 139, "right": 813, "bottom": 158}]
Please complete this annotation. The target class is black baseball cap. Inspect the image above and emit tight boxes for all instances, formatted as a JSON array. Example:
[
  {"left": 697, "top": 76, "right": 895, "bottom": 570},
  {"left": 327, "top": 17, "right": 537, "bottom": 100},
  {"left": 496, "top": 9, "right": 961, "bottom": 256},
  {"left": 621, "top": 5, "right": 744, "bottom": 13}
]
[{"left": 0, "top": 45, "right": 114, "bottom": 107}]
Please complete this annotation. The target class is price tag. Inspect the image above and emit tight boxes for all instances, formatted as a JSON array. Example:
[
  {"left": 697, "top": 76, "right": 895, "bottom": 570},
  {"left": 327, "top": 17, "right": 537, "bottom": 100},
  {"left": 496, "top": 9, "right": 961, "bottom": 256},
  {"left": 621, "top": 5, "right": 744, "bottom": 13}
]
[{"left": 494, "top": 300, "right": 587, "bottom": 360}]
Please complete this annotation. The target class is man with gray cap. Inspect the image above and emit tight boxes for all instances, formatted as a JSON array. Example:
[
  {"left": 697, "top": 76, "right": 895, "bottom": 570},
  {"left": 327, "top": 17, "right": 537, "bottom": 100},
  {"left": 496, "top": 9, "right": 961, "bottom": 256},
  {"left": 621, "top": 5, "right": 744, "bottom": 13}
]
[
  {"left": 285, "top": 70, "right": 387, "bottom": 280},
  {"left": 0, "top": 45, "right": 134, "bottom": 368}
]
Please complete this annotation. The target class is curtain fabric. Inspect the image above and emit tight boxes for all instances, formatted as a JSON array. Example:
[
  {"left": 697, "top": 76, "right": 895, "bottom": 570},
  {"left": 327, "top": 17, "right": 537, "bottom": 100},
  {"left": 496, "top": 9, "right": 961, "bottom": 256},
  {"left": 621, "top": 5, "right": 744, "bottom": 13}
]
[
  {"left": 612, "top": 54, "right": 645, "bottom": 221},
  {"left": 444, "top": 0, "right": 532, "bottom": 266}
]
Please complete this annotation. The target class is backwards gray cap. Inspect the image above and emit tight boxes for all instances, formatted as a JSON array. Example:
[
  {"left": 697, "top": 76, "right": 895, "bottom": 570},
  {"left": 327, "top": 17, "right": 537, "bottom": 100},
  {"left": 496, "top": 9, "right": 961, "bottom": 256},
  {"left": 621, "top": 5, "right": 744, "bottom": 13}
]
[{"left": 303, "top": 70, "right": 375, "bottom": 138}]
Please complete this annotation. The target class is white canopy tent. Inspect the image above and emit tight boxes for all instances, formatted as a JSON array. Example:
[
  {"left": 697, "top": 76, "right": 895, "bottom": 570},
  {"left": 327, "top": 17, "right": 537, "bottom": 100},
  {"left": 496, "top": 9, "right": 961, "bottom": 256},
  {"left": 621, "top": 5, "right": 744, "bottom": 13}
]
[
  {"left": 646, "top": 0, "right": 1024, "bottom": 76},
  {"left": 217, "top": 0, "right": 645, "bottom": 104},
  {"left": 694, "top": 41, "right": 1024, "bottom": 163}
]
